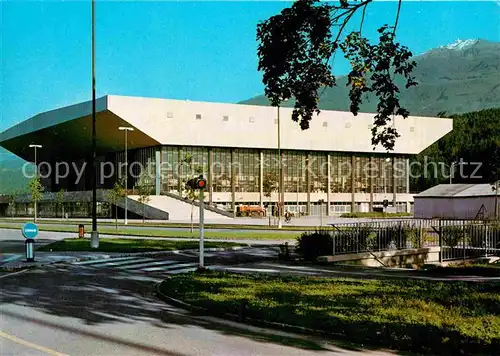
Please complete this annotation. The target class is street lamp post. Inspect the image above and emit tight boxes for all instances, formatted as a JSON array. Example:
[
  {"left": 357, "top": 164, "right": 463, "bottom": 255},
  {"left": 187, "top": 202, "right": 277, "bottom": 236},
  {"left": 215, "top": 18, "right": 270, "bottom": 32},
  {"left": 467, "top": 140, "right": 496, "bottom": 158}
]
[
  {"left": 29, "top": 144, "right": 42, "bottom": 222},
  {"left": 277, "top": 103, "right": 282, "bottom": 229},
  {"left": 90, "top": 0, "right": 99, "bottom": 248},
  {"left": 276, "top": 98, "right": 288, "bottom": 229},
  {"left": 119, "top": 127, "right": 134, "bottom": 225}
]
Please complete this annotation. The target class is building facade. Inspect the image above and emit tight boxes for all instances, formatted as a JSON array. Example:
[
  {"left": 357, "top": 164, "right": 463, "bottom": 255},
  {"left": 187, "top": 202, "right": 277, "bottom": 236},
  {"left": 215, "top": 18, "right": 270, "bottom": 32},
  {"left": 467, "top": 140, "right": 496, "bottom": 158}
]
[{"left": 0, "top": 95, "right": 453, "bottom": 217}]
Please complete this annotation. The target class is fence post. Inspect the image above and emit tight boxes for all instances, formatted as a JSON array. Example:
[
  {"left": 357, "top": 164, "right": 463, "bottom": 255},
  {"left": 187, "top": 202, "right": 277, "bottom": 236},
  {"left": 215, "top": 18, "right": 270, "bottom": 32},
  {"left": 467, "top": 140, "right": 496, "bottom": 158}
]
[
  {"left": 463, "top": 220, "right": 466, "bottom": 262},
  {"left": 439, "top": 219, "right": 443, "bottom": 263},
  {"left": 332, "top": 228, "right": 336, "bottom": 256}
]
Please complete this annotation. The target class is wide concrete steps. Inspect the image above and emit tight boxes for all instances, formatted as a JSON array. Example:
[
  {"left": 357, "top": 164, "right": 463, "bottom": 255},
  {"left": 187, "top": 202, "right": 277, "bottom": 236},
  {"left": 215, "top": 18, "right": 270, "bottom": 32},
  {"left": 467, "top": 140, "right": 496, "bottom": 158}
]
[{"left": 128, "top": 195, "right": 233, "bottom": 221}]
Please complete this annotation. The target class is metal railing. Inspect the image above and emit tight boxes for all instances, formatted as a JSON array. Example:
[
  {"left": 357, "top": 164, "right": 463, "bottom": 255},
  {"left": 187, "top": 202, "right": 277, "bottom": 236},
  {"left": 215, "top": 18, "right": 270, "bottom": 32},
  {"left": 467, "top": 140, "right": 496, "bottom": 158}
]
[
  {"left": 331, "top": 219, "right": 439, "bottom": 256},
  {"left": 330, "top": 219, "right": 500, "bottom": 261},
  {"left": 438, "top": 220, "right": 500, "bottom": 261}
]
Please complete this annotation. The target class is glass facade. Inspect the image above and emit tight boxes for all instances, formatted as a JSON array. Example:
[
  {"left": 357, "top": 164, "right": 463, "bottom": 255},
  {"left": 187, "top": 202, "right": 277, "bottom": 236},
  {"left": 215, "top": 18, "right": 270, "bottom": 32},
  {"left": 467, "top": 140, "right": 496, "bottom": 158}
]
[
  {"left": 212, "top": 148, "right": 231, "bottom": 192},
  {"left": 283, "top": 151, "right": 307, "bottom": 193},
  {"left": 4, "top": 146, "right": 412, "bottom": 218},
  {"left": 126, "top": 146, "right": 409, "bottom": 196},
  {"left": 330, "top": 154, "right": 352, "bottom": 193},
  {"left": 52, "top": 145, "right": 409, "bottom": 202},
  {"left": 234, "top": 149, "right": 259, "bottom": 192}
]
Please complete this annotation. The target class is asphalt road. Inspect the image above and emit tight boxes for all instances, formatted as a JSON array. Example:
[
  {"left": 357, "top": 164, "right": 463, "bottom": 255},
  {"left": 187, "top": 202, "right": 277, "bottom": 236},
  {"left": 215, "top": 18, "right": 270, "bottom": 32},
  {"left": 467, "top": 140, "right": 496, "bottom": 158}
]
[{"left": 0, "top": 264, "right": 395, "bottom": 356}]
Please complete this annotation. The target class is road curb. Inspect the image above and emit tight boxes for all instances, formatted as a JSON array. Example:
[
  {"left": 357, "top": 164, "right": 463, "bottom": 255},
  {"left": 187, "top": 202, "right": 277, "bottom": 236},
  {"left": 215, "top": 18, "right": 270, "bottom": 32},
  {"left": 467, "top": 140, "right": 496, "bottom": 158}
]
[{"left": 155, "top": 278, "right": 342, "bottom": 339}]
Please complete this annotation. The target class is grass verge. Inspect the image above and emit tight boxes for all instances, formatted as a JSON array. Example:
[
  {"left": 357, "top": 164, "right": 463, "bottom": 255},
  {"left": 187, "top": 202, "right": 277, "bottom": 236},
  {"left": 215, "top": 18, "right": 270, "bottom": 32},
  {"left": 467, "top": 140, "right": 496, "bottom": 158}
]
[
  {"left": 0, "top": 223, "right": 299, "bottom": 240},
  {"left": 38, "top": 238, "right": 243, "bottom": 253},
  {"left": 340, "top": 212, "right": 412, "bottom": 218},
  {"left": 159, "top": 271, "right": 500, "bottom": 355},
  {"left": 0, "top": 218, "right": 317, "bottom": 231}
]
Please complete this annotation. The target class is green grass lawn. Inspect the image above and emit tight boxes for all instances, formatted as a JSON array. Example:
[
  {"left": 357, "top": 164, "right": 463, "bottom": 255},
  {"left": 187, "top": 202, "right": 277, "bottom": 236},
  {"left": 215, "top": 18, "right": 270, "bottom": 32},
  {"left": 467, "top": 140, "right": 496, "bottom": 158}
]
[
  {"left": 38, "top": 238, "right": 243, "bottom": 253},
  {"left": 159, "top": 272, "right": 500, "bottom": 355},
  {"left": 0, "top": 218, "right": 317, "bottom": 231},
  {"left": 0, "top": 223, "right": 300, "bottom": 240},
  {"left": 340, "top": 212, "right": 413, "bottom": 218}
]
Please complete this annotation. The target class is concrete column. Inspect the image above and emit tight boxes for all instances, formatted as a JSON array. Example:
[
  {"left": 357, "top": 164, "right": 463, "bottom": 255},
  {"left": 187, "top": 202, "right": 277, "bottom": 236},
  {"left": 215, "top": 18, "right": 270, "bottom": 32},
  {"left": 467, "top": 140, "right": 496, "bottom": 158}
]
[
  {"left": 259, "top": 150, "right": 264, "bottom": 207},
  {"left": 231, "top": 149, "right": 236, "bottom": 217},
  {"left": 406, "top": 157, "right": 410, "bottom": 194},
  {"left": 177, "top": 147, "right": 182, "bottom": 194},
  {"left": 392, "top": 156, "right": 397, "bottom": 207},
  {"left": 351, "top": 155, "right": 355, "bottom": 213},
  {"left": 406, "top": 157, "right": 410, "bottom": 213},
  {"left": 306, "top": 153, "right": 311, "bottom": 215},
  {"left": 327, "top": 154, "right": 331, "bottom": 216},
  {"left": 281, "top": 151, "right": 285, "bottom": 213},
  {"left": 155, "top": 150, "right": 161, "bottom": 196},
  {"left": 208, "top": 148, "right": 213, "bottom": 205},
  {"left": 369, "top": 156, "right": 374, "bottom": 212}
]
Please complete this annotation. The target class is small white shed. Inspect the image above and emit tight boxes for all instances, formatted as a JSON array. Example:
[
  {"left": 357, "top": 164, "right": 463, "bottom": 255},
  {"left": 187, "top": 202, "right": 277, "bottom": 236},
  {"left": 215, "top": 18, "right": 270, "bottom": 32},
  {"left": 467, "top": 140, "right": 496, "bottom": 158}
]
[{"left": 414, "top": 183, "right": 499, "bottom": 220}]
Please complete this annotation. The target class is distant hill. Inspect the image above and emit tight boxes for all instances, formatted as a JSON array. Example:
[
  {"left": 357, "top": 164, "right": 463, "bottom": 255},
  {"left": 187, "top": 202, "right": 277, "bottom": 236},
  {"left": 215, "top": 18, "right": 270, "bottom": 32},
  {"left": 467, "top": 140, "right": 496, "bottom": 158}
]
[
  {"left": 240, "top": 39, "right": 500, "bottom": 117},
  {"left": 0, "top": 149, "right": 31, "bottom": 195}
]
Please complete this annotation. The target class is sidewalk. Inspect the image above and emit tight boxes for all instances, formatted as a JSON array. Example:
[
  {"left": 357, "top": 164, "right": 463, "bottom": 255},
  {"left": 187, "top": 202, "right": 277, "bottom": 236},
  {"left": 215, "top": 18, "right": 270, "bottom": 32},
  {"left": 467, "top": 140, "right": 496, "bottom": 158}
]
[{"left": 210, "top": 261, "right": 500, "bottom": 282}]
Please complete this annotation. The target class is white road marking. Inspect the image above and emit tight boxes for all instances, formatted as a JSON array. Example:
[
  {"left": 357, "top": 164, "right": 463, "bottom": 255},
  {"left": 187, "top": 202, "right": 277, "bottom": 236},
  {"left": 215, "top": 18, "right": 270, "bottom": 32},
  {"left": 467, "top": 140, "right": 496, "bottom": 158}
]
[
  {"left": 118, "top": 260, "right": 179, "bottom": 270},
  {"left": 143, "top": 262, "right": 198, "bottom": 272}
]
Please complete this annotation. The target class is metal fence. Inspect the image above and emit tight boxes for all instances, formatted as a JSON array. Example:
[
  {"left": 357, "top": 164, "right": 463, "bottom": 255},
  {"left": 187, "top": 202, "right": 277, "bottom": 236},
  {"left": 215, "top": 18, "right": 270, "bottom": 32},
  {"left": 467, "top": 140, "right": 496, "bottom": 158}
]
[
  {"left": 439, "top": 220, "right": 500, "bottom": 261},
  {"left": 330, "top": 219, "right": 500, "bottom": 261}
]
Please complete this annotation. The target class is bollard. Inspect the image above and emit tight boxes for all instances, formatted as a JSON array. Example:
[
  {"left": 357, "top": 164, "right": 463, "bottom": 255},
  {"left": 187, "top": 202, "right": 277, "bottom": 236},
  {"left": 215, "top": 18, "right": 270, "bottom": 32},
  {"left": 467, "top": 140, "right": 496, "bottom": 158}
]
[
  {"left": 25, "top": 239, "right": 35, "bottom": 262},
  {"left": 238, "top": 299, "right": 248, "bottom": 322},
  {"left": 78, "top": 224, "right": 85, "bottom": 238}
]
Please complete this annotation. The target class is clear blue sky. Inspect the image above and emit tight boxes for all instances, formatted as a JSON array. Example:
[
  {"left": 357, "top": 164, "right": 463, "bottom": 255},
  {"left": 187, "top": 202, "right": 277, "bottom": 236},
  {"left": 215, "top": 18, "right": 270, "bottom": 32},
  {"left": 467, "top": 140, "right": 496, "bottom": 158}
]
[{"left": 1, "top": 0, "right": 499, "bottom": 134}]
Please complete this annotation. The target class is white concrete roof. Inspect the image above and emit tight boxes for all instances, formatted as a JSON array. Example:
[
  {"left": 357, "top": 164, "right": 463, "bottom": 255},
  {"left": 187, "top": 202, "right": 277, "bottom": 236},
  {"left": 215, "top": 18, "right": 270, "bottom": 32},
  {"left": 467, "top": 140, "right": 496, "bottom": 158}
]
[
  {"left": 0, "top": 95, "right": 453, "bottom": 157},
  {"left": 416, "top": 183, "right": 499, "bottom": 198}
]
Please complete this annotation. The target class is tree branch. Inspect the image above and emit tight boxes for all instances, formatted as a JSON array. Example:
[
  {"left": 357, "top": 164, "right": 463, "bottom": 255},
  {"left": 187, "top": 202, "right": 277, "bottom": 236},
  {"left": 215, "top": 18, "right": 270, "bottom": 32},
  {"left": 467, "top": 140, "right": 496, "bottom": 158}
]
[
  {"left": 392, "top": 0, "right": 402, "bottom": 36},
  {"left": 360, "top": 3, "right": 368, "bottom": 34}
]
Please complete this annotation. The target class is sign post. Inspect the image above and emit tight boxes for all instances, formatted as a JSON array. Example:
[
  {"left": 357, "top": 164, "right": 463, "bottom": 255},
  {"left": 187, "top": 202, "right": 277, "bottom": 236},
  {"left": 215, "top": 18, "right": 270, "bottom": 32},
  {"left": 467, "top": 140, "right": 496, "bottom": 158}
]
[
  {"left": 22, "top": 222, "right": 38, "bottom": 262},
  {"left": 199, "top": 188, "right": 205, "bottom": 269},
  {"left": 186, "top": 175, "right": 207, "bottom": 270}
]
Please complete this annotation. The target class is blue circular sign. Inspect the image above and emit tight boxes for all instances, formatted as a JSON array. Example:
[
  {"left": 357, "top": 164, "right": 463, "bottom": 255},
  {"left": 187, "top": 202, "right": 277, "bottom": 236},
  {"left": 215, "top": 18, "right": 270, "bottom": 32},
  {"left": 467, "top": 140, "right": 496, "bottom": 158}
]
[{"left": 22, "top": 223, "right": 38, "bottom": 239}]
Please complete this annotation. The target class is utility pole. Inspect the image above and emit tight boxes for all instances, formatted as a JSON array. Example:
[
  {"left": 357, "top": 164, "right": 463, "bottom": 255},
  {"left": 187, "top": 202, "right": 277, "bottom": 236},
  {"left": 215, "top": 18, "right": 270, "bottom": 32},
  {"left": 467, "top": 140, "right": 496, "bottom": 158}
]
[{"left": 90, "top": 0, "right": 99, "bottom": 248}]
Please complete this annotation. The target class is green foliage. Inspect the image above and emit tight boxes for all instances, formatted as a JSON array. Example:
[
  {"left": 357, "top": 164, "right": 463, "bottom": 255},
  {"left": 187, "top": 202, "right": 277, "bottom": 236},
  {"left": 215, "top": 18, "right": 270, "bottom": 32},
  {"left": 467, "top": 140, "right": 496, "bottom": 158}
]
[
  {"left": 56, "top": 189, "right": 66, "bottom": 217},
  {"left": 257, "top": 0, "right": 416, "bottom": 150},
  {"left": 411, "top": 108, "right": 500, "bottom": 191},
  {"left": 441, "top": 226, "right": 465, "bottom": 247},
  {"left": 160, "top": 273, "right": 500, "bottom": 355},
  {"left": 28, "top": 176, "right": 43, "bottom": 204},
  {"left": 107, "top": 179, "right": 126, "bottom": 204},
  {"left": 295, "top": 229, "right": 332, "bottom": 261},
  {"left": 262, "top": 172, "right": 278, "bottom": 198},
  {"left": 244, "top": 40, "right": 500, "bottom": 119}
]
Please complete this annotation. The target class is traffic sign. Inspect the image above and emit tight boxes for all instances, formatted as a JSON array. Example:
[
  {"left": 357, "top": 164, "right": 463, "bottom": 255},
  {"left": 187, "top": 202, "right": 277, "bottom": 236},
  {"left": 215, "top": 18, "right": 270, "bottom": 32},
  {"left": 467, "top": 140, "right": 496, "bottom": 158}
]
[{"left": 22, "top": 222, "right": 39, "bottom": 239}]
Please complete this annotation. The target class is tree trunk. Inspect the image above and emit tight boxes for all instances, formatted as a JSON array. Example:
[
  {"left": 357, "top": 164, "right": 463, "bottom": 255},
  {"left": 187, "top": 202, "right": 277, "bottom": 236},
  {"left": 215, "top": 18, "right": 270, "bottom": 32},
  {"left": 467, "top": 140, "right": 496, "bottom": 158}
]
[
  {"left": 115, "top": 204, "right": 118, "bottom": 230},
  {"left": 143, "top": 205, "right": 146, "bottom": 224}
]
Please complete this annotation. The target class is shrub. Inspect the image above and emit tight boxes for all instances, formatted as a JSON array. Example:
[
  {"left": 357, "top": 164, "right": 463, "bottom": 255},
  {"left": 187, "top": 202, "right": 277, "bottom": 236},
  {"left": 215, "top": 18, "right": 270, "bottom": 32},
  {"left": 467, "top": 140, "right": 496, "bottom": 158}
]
[
  {"left": 441, "top": 226, "right": 464, "bottom": 247},
  {"left": 295, "top": 229, "right": 332, "bottom": 261}
]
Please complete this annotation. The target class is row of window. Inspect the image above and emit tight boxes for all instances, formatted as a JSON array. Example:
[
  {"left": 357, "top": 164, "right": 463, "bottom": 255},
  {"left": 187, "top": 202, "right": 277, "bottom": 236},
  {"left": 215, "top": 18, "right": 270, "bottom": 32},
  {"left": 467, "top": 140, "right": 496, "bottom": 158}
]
[{"left": 113, "top": 146, "right": 409, "bottom": 194}]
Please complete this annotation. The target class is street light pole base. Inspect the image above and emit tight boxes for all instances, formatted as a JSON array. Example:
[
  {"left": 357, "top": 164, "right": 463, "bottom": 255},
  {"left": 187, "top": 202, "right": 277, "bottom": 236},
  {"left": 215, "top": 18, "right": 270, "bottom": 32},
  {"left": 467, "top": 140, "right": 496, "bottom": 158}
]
[{"left": 90, "top": 231, "right": 99, "bottom": 248}]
